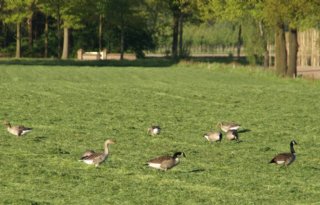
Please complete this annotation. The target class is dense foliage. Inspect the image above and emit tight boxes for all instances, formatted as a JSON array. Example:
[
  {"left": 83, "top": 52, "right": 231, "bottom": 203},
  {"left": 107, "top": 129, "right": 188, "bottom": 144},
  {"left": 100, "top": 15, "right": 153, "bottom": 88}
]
[{"left": 0, "top": 0, "right": 320, "bottom": 75}]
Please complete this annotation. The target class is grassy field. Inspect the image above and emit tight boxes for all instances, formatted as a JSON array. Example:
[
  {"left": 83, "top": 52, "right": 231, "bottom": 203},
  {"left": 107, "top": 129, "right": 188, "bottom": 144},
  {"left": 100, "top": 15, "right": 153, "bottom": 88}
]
[{"left": 0, "top": 61, "right": 320, "bottom": 204}]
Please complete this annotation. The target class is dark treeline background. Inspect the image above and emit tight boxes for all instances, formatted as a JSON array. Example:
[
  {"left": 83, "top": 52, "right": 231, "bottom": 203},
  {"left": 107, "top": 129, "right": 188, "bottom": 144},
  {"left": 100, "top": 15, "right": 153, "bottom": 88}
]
[{"left": 0, "top": 0, "right": 319, "bottom": 77}]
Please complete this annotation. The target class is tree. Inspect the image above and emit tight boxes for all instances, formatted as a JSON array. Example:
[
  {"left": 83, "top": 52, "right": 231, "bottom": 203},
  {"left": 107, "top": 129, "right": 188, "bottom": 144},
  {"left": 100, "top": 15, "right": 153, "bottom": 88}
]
[
  {"left": 164, "top": 0, "right": 198, "bottom": 58},
  {"left": 2, "top": 0, "right": 37, "bottom": 58},
  {"left": 259, "top": 0, "right": 318, "bottom": 77},
  {"left": 198, "top": 0, "right": 262, "bottom": 59},
  {"left": 106, "top": 0, "right": 148, "bottom": 59}
]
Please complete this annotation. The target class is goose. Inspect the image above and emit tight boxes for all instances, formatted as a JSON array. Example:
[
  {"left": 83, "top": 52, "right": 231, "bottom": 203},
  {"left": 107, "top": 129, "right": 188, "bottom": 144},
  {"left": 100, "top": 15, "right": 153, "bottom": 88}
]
[
  {"left": 80, "top": 139, "right": 115, "bottom": 167},
  {"left": 147, "top": 152, "right": 185, "bottom": 171},
  {"left": 226, "top": 130, "right": 239, "bottom": 141},
  {"left": 203, "top": 131, "right": 222, "bottom": 143},
  {"left": 80, "top": 150, "right": 96, "bottom": 159},
  {"left": 269, "top": 140, "right": 297, "bottom": 166},
  {"left": 217, "top": 122, "right": 240, "bottom": 133},
  {"left": 147, "top": 125, "right": 161, "bottom": 136},
  {"left": 4, "top": 121, "right": 32, "bottom": 136}
]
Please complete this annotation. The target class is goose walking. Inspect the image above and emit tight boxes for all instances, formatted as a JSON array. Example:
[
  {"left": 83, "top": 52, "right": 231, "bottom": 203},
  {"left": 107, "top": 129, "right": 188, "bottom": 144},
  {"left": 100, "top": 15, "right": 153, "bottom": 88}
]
[
  {"left": 80, "top": 139, "right": 115, "bottom": 167},
  {"left": 147, "top": 152, "right": 185, "bottom": 171},
  {"left": 203, "top": 131, "right": 222, "bottom": 143},
  {"left": 147, "top": 125, "right": 161, "bottom": 136},
  {"left": 217, "top": 122, "right": 240, "bottom": 133},
  {"left": 4, "top": 121, "right": 32, "bottom": 136},
  {"left": 269, "top": 140, "right": 297, "bottom": 166}
]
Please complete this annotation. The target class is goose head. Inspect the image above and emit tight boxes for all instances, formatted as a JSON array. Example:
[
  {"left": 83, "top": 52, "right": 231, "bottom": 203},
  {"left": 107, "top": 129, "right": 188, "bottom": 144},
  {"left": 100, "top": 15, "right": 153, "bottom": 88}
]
[
  {"left": 290, "top": 140, "right": 297, "bottom": 146},
  {"left": 105, "top": 139, "right": 116, "bottom": 146},
  {"left": 173, "top": 152, "right": 186, "bottom": 159}
]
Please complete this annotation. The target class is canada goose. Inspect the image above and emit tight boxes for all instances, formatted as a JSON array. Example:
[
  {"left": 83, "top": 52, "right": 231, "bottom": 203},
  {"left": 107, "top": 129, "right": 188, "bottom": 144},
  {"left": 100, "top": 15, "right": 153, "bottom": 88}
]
[
  {"left": 147, "top": 152, "right": 185, "bottom": 171},
  {"left": 217, "top": 122, "right": 240, "bottom": 132},
  {"left": 147, "top": 125, "right": 161, "bottom": 136},
  {"left": 4, "top": 121, "right": 32, "bottom": 136},
  {"left": 226, "top": 130, "right": 239, "bottom": 141},
  {"left": 80, "top": 139, "right": 115, "bottom": 167},
  {"left": 203, "top": 131, "right": 222, "bottom": 143},
  {"left": 269, "top": 140, "right": 297, "bottom": 166}
]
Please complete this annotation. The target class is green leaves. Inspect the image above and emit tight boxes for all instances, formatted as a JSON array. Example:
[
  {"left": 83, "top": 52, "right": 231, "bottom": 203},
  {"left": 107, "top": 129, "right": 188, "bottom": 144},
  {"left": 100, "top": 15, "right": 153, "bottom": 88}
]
[{"left": 2, "top": 0, "right": 35, "bottom": 23}]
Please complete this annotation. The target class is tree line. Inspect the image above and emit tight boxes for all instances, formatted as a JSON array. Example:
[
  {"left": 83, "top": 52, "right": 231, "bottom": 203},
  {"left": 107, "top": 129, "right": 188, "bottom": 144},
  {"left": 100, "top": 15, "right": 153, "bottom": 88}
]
[{"left": 0, "top": 0, "right": 319, "bottom": 78}]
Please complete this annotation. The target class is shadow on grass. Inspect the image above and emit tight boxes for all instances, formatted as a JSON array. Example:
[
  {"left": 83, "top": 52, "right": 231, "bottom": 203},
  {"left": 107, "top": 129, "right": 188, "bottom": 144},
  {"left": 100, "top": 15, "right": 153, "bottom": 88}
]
[
  {"left": 238, "top": 129, "right": 251, "bottom": 134},
  {"left": 189, "top": 168, "right": 206, "bottom": 173},
  {"left": 0, "top": 56, "right": 249, "bottom": 67},
  {"left": 0, "top": 57, "right": 178, "bottom": 67},
  {"left": 185, "top": 56, "right": 249, "bottom": 65}
]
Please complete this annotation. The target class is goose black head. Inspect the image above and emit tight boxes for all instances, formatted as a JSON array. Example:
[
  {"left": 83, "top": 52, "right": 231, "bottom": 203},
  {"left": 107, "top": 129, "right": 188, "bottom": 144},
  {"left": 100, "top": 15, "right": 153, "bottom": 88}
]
[
  {"left": 290, "top": 140, "right": 298, "bottom": 145},
  {"left": 173, "top": 152, "right": 186, "bottom": 158}
]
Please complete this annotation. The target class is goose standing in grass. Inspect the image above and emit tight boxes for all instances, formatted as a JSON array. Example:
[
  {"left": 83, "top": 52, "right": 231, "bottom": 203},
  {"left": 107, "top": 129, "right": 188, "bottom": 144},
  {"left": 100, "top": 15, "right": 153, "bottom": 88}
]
[
  {"left": 217, "top": 122, "right": 240, "bottom": 133},
  {"left": 147, "top": 125, "right": 161, "bottom": 136},
  {"left": 80, "top": 139, "right": 115, "bottom": 167},
  {"left": 3, "top": 121, "right": 32, "bottom": 136},
  {"left": 203, "top": 131, "right": 222, "bottom": 143},
  {"left": 269, "top": 140, "right": 297, "bottom": 166},
  {"left": 80, "top": 150, "right": 96, "bottom": 159},
  {"left": 226, "top": 130, "right": 239, "bottom": 141},
  {"left": 147, "top": 152, "right": 185, "bottom": 171}
]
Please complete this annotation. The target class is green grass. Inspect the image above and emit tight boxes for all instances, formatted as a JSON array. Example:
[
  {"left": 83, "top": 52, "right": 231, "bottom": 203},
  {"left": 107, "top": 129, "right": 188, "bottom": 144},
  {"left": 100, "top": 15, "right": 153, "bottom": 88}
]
[{"left": 0, "top": 62, "right": 320, "bottom": 204}]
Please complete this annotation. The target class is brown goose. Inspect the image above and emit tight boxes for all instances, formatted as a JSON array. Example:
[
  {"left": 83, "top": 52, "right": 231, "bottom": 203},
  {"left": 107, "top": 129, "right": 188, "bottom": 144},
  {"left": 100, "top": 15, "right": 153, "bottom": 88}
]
[
  {"left": 147, "top": 152, "right": 185, "bottom": 171},
  {"left": 226, "top": 130, "right": 239, "bottom": 141},
  {"left": 217, "top": 122, "right": 240, "bottom": 133},
  {"left": 4, "top": 121, "right": 32, "bottom": 136},
  {"left": 80, "top": 150, "right": 96, "bottom": 159},
  {"left": 80, "top": 139, "right": 115, "bottom": 167},
  {"left": 147, "top": 125, "right": 161, "bottom": 136},
  {"left": 269, "top": 140, "right": 297, "bottom": 166},
  {"left": 203, "top": 131, "right": 222, "bottom": 143}
]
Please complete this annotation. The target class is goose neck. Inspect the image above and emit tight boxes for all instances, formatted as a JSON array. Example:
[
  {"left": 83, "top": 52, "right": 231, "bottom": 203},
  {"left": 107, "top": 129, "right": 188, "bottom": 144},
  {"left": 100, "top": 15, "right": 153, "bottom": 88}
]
[{"left": 290, "top": 143, "right": 295, "bottom": 154}]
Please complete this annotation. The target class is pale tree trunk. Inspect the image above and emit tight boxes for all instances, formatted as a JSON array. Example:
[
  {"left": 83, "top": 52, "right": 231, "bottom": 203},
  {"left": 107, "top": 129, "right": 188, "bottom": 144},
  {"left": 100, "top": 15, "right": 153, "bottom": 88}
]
[
  {"left": 44, "top": 15, "right": 48, "bottom": 58},
  {"left": 27, "top": 14, "right": 33, "bottom": 55},
  {"left": 16, "top": 22, "right": 21, "bottom": 58},
  {"left": 275, "top": 22, "right": 287, "bottom": 76},
  {"left": 61, "top": 27, "right": 69, "bottom": 59},
  {"left": 259, "top": 21, "right": 269, "bottom": 67},
  {"left": 287, "top": 28, "right": 298, "bottom": 77}
]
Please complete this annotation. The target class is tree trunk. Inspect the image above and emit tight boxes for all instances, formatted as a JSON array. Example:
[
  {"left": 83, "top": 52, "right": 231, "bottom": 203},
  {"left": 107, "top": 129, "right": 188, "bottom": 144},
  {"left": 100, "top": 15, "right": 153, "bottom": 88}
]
[
  {"left": 263, "top": 49, "right": 269, "bottom": 68},
  {"left": 120, "top": 20, "right": 124, "bottom": 60},
  {"left": 61, "top": 27, "right": 69, "bottom": 59},
  {"left": 27, "top": 14, "right": 33, "bottom": 56},
  {"left": 0, "top": 21, "right": 3, "bottom": 47},
  {"left": 44, "top": 15, "right": 48, "bottom": 58},
  {"left": 57, "top": 6, "right": 61, "bottom": 58},
  {"left": 236, "top": 24, "right": 242, "bottom": 58},
  {"left": 99, "top": 14, "right": 103, "bottom": 52},
  {"left": 178, "top": 14, "right": 183, "bottom": 57},
  {"left": 287, "top": 28, "right": 298, "bottom": 77},
  {"left": 16, "top": 22, "right": 21, "bottom": 58},
  {"left": 172, "top": 12, "right": 179, "bottom": 59},
  {"left": 275, "top": 22, "right": 287, "bottom": 76},
  {"left": 259, "top": 21, "right": 269, "bottom": 67}
]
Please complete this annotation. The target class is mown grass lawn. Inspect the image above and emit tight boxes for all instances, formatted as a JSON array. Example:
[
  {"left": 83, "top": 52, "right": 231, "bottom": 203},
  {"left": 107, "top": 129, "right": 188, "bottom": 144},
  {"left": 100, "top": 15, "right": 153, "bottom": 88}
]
[{"left": 0, "top": 61, "right": 320, "bottom": 204}]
